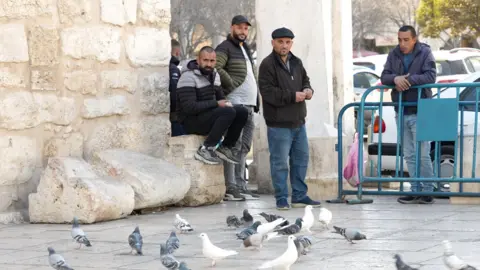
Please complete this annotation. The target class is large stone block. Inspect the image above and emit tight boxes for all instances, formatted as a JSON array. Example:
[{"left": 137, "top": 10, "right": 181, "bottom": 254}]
[
  {"left": 91, "top": 149, "right": 191, "bottom": 210},
  {"left": 29, "top": 157, "right": 135, "bottom": 223},
  {"left": 44, "top": 132, "right": 84, "bottom": 158},
  {"left": 61, "top": 26, "right": 121, "bottom": 63},
  {"left": 0, "top": 67, "right": 26, "bottom": 88},
  {"left": 101, "top": 0, "right": 137, "bottom": 26},
  {"left": 0, "top": 0, "right": 53, "bottom": 18},
  {"left": 139, "top": 72, "right": 169, "bottom": 114},
  {"left": 57, "top": 0, "right": 92, "bottom": 25},
  {"left": 28, "top": 25, "right": 59, "bottom": 66},
  {"left": 0, "top": 136, "right": 38, "bottom": 186},
  {"left": 0, "top": 91, "right": 77, "bottom": 130},
  {"left": 0, "top": 24, "right": 29, "bottom": 63},
  {"left": 31, "top": 70, "right": 56, "bottom": 91},
  {"left": 84, "top": 115, "right": 170, "bottom": 160},
  {"left": 101, "top": 70, "right": 137, "bottom": 94},
  {"left": 64, "top": 70, "right": 97, "bottom": 95},
  {"left": 166, "top": 135, "right": 225, "bottom": 206},
  {"left": 126, "top": 27, "right": 170, "bottom": 67},
  {"left": 82, "top": 95, "right": 130, "bottom": 119},
  {"left": 139, "top": 0, "right": 171, "bottom": 27}
]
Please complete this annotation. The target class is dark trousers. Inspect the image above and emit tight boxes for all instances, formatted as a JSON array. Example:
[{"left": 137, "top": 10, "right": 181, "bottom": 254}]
[
  {"left": 171, "top": 121, "right": 186, "bottom": 137},
  {"left": 182, "top": 105, "right": 248, "bottom": 148}
]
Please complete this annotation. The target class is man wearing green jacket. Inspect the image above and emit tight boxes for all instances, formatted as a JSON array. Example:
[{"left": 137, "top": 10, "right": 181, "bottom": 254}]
[{"left": 215, "top": 15, "right": 261, "bottom": 201}]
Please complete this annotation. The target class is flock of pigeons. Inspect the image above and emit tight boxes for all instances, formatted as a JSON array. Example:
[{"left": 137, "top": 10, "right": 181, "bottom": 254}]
[{"left": 45, "top": 207, "right": 478, "bottom": 269}]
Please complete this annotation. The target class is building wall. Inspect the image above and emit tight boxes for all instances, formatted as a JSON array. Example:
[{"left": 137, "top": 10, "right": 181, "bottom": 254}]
[{"left": 0, "top": 0, "right": 172, "bottom": 214}]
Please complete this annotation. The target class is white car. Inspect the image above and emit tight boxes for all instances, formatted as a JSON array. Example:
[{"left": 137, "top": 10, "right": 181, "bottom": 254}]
[
  {"left": 367, "top": 71, "right": 480, "bottom": 182},
  {"left": 433, "top": 48, "right": 480, "bottom": 83},
  {"left": 353, "top": 54, "right": 388, "bottom": 74}
]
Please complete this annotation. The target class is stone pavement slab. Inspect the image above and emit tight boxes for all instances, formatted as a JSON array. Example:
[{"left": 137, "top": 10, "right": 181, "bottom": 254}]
[{"left": 0, "top": 196, "right": 479, "bottom": 269}]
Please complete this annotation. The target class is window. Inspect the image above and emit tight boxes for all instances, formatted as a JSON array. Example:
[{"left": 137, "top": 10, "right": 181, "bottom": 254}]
[
  {"left": 353, "top": 73, "right": 371, "bottom": 88},
  {"left": 459, "top": 78, "right": 480, "bottom": 111},
  {"left": 436, "top": 60, "right": 468, "bottom": 76},
  {"left": 364, "top": 72, "right": 380, "bottom": 86},
  {"left": 465, "top": 56, "right": 480, "bottom": 73}
]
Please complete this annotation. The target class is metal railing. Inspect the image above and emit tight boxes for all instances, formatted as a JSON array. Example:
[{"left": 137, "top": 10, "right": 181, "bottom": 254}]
[{"left": 328, "top": 82, "right": 480, "bottom": 204}]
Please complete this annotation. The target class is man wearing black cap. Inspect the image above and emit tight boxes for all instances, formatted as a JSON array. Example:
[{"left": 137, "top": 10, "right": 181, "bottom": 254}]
[
  {"left": 258, "top": 27, "right": 320, "bottom": 210},
  {"left": 215, "top": 15, "right": 261, "bottom": 201}
]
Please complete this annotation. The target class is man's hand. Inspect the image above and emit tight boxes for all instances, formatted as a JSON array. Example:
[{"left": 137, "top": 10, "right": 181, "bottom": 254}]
[
  {"left": 303, "top": 88, "right": 313, "bottom": 100},
  {"left": 218, "top": 100, "right": 231, "bottom": 107},
  {"left": 394, "top": 74, "right": 411, "bottom": 91},
  {"left": 295, "top": 92, "right": 306, "bottom": 102}
]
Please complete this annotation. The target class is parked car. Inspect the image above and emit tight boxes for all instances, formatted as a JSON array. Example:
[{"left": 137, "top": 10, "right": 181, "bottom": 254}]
[
  {"left": 367, "top": 71, "right": 480, "bottom": 188},
  {"left": 433, "top": 48, "right": 480, "bottom": 84},
  {"left": 353, "top": 54, "right": 388, "bottom": 74}
]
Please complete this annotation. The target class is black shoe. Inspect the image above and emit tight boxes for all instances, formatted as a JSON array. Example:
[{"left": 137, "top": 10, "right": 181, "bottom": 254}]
[
  {"left": 224, "top": 188, "right": 246, "bottom": 201},
  {"left": 397, "top": 196, "right": 420, "bottom": 204},
  {"left": 276, "top": 198, "right": 291, "bottom": 210},
  {"left": 215, "top": 146, "right": 239, "bottom": 164},
  {"left": 418, "top": 196, "right": 435, "bottom": 204},
  {"left": 194, "top": 145, "right": 221, "bottom": 165},
  {"left": 291, "top": 196, "right": 321, "bottom": 208},
  {"left": 239, "top": 188, "right": 260, "bottom": 200}
]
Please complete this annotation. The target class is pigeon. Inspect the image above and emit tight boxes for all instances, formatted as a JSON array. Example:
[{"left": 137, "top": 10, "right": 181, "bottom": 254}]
[
  {"left": 178, "top": 261, "right": 191, "bottom": 270},
  {"left": 301, "top": 205, "right": 314, "bottom": 233},
  {"left": 47, "top": 247, "right": 74, "bottom": 270},
  {"left": 71, "top": 217, "right": 91, "bottom": 249},
  {"left": 160, "top": 243, "right": 180, "bottom": 269},
  {"left": 236, "top": 221, "right": 261, "bottom": 240},
  {"left": 333, "top": 226, "right": 367, "bottom": 243},
  {"left": 442, "top": 240, "right": 478, "bottom": 270},
  {"left": 174, "top": 213, "right": 194, "bottom": 233},
  {"left": 199, "top": 232, "right": 238, "bottom": 267},
  {"left": 294, "top": 235, "right": 313, "bottom": 257},
  {"left": 275, "top": 218, "right": 303, "bottom": 235},
  {"left": 318, "top": 207, "right": 333, "bottom": 229},
  {"left": 394, "top": 254, "right": 419, "bottom": 270},
  {"left": 257, "top": 218, "right": 287, "bottom": 235},
  {"left": 128, "top": 226, "right": 143, "bottom": 255},
  {"left": 226, "top": 215, "right": 243, "bottom": 228},
  {"left": 259, "top": 212, "right": 289, "bottom": 227},
  {"left": 243, "top": 232, "right": 269, "bottom": 249},
  {"left": 257, "top": 235, "right": 298, "bottom": 269},
  {"left": 166, "top": 231, "right": 180, "bottom": 254},
  {"left": 240, "top": 209, "right": 254, "bottom": 226}
]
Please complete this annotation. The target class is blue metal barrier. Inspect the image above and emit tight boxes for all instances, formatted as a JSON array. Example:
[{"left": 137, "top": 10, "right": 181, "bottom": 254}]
[{"left": 327, "top": 82, "right": 480, "bottom": 204}]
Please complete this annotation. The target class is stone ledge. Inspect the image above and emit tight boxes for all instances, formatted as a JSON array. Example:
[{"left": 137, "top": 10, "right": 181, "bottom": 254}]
[{"left": 166, "top": 135, "right": 225, "bottom": 206}]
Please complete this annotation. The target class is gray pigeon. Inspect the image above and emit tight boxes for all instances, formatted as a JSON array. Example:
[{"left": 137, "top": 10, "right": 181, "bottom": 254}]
[
  {"left": 160, "top": 243, "right": 180, "bottom": 269},
  {"left": 236, "top": 221, "right": 261, "bottom": 240},
  {"left": 294, "top": 235, "right": 313, "bottom": 257},
  {"left": 178, "top": 261, "right": 191, "bottom": 270},
  {"left": 166, "top": 231, "right": 180, "bottom": 254},
  {"left": 259, "top": 212, "right": 289, "bottom": 227},
  {"left": 128, "top": 226, "right": 143, "bottom": 255},
  {"left": 333, "top": 225, "right": 366, "bottom": 243},
  {"left": 243, "top": 232, "right": 268, "bottom": 249},
  {"left": 275, "top": 218, "right": 303, "bottom": 235},
  {"left": 240, "top": 209, "right": 254, "bottom": 226},
  {"left": 71, "top": 217, "right": 91, "bottom": 249},
  {"left": 47, "top": 247, "right": 74, "bottom": 270},
  {"left": 226, "top": 215, "right": 243, "bottom": 228},
  {"left": 394, "top": 254, "right": 418, "bottom": 270}
]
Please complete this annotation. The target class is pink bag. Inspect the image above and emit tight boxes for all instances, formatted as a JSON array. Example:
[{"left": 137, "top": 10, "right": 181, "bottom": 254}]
[{"left": 343, "top": 133, "right": 367, "bottom": 187}]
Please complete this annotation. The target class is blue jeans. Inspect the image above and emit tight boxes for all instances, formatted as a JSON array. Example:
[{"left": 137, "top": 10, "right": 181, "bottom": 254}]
[
  {"left": 267, "top": 125, "right": 309, "bottom": 202},
  {"left": 396, "top": 114, "right": 435, "bottom": 192}
]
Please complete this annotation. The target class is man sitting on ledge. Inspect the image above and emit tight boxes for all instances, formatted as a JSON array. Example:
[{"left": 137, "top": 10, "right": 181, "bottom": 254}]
[{"left": 176, "top": 46, "right": 249, "bottom": 165}]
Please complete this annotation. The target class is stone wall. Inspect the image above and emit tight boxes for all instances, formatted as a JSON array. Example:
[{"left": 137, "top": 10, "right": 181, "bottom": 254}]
[{"left": 0, "top": 0, "right": 173, "bottom": 221}]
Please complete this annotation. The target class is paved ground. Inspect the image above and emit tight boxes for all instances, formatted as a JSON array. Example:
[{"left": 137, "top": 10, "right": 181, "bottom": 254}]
[{"left": 0, "top": 196, "right": 479, "bottom": 269}]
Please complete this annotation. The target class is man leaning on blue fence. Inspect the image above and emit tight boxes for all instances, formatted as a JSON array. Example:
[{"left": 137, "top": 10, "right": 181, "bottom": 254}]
[{"left": 381, "top": 25, "right": 437, "bottom": 205}]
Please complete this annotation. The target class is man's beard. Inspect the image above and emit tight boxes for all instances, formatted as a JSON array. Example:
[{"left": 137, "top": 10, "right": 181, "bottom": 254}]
[
  {"left": 199, "top": 66, "right": 213, "bottom": 75},
  {"left": 233, "top": 33, "right": 246, "bottom": 42}
]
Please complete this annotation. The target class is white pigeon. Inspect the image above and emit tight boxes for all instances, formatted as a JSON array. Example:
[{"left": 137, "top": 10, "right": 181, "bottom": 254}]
[
  {"left": 257, "top": 218, "right": 287, "bottom": 235},
  {"left": 318, "top": 207, "right": 333, "bottom": 229},
  {"left": 199, "top": 233, "right": 238, "bottom": 267},
  {"left": 301, "top": 205, "right": 314, "bottom": 233},
  {"left": 442, "top": 240, "right": 478, "bottom": 270},
  {"left": 174, "top": 213, "right": 194, "bottom": 233},
  {"left": 257, "top": 235, "right": 299, "bottom": 270}
]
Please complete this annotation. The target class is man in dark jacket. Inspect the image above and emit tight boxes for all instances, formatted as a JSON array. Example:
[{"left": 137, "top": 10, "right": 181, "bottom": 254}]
[
  {"left": 176, "top": 46, "right": 248, "bottom": 166},
  {"left": 169, "top": 39, "right": 186, "bottom": 137},
  {"left": 381, "top": 25, "right": 436, "bottom": 204},
  {"left": 258, "top": 27, "right": 321, "bottom": 210},
  {"left": 215, "top": 15, "right": 260, "bottom": 201}
]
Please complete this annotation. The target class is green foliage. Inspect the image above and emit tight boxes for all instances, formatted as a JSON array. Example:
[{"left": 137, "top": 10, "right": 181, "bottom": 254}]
[{"left": 417, "top": 0, "right": 480, "bottom": 38}]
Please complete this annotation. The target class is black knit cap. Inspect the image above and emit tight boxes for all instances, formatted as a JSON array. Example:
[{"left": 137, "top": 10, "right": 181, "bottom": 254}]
[{"left": 271, "top": 27, "right": 295, "bottom": 39}]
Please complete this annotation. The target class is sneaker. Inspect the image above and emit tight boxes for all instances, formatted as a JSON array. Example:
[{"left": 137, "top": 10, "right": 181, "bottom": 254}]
[
  {"left": 240, "top": 188, "right": 260, "bottom": 200},
  {"left": 397, "top": 196, "right": 420, "bottom": 204},
  {"left": 215, "top": 146, "right": 239, "bottom": 164},
  {"left": 194, "top": 145, "right": 221, "bottom": 165},
  {"left": 224, "top": 187, "right": 246, "bottom": 201},
  {"left": 418, "top": 196, "right": 435, "bottom": 204},
  {"left": 276, "top": 198, "right": 290, "bottom": 210},
  {"left": 291, "top": 196, "right": 321, "bottom": 208}
]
